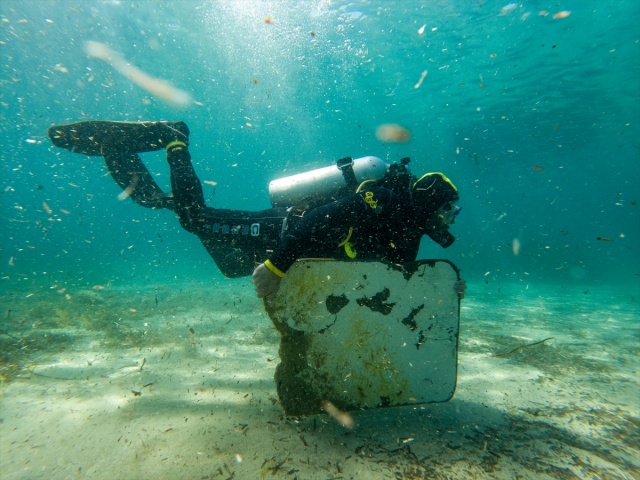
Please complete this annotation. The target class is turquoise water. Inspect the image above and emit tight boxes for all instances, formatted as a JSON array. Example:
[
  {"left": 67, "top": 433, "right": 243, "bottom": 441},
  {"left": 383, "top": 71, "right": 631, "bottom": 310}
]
[{"left": 1, "top": 1, "right": 639, "bottom": 479}]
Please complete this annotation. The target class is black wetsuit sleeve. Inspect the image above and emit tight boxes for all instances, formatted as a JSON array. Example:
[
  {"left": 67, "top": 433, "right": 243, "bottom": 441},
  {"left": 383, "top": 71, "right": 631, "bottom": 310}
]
[{"left": 269, "top": 188, "right": 395, "bottom": 273}]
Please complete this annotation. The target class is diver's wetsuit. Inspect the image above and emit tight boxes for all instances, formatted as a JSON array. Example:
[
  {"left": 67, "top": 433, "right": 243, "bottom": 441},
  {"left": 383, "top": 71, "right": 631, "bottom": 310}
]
[
  {"left": 167, "top": 142, "right": 429, "bottom": 277},
  {"left": 48, "top": 120, "right": 453, "bottom": 278},
  {"left": 166, "top": 142, "right": 288, "bottom": 277}
]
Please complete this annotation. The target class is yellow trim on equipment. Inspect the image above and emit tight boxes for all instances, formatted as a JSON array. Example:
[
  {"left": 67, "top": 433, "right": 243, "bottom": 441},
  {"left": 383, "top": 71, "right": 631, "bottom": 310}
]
[
  {"left": 264, "top": 259, "right": 286, "bottom": 278},
  {"left": 343, "top": 241, "right": 357, "bottom": 259},
  {"left": 337, "top": 227, "right": 357, "bottom": 259},
  {"left": 337, "top": 227, "right": 353, "bottom": 247},
  {"left": 166, "top": 140, "right": 187, "bottom": 151},
  {"left": 363, "top": 191, "right": 378, "bottom": 209},
  {"left": 413, "top": 172, "right": 458, "bottom": 192},
  {"left": 356, "top": 180, "right": 376, "bottom": 193}
]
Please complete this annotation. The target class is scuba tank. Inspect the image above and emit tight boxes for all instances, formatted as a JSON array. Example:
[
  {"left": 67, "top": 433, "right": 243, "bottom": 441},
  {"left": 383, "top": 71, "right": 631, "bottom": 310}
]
[{"left": 269, "top": 156, "right": 389, "bottom": 208}]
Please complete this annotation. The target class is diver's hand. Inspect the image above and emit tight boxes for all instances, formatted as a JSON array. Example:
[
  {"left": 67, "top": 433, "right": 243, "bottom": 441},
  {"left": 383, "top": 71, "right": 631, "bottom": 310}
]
[
  {"left": 252, "top": 263, "right": 282, "bottom": 298},
  {"left": 455, "top": 278, "right": 467, "bottom": 300}
]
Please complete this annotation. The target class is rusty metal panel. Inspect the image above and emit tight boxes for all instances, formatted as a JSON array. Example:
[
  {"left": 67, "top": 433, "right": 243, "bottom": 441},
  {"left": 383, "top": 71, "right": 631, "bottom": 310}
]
[{"left": 264, "top": 259, "right": 460, "bottom": 416}]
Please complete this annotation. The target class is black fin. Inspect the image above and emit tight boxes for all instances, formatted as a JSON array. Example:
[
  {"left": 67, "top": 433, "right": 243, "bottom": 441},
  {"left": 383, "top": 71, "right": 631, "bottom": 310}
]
[{"left": 47, "top": 120, "right": 189, "bottom": 156}]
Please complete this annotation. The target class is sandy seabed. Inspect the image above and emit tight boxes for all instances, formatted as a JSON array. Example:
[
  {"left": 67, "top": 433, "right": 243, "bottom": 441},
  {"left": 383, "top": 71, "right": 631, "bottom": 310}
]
[{"left": 1, "top": 280, "right": 638, "bottom": 479}]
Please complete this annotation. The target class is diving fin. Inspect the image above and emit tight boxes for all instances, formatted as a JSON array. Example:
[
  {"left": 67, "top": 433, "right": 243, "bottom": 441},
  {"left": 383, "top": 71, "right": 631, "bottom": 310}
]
[{"left": 48, "top": 120, "right": 189, "bottom": 156}]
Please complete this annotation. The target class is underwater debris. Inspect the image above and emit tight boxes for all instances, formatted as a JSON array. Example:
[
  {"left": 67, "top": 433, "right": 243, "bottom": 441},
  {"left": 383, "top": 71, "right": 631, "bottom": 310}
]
[
  {"left": 322, "top": 400, "right": 354, "bottom": 429},
  {"left": 84, "top": 41, "right": 192, "bottom": 108},
  {"left": 414, "top": 70, "right": 428, "bottom": 89},
  {"left": 492, "top": 337, "right": 555, "bottom": 357},
  {"left": 117, "top": 174, "right": 139, "bottom": 201},
  {"left": 375, "top": 123, "right": 411, "bottom": 143},
  {"left": 499, "top": 3, "right": 518, "bottom": 16},
  {"left": 512, "top": 238, "right": 521, "bottom": 256},
  {"left": 553, "top": 11, "right": 571, "bottom": 19}
]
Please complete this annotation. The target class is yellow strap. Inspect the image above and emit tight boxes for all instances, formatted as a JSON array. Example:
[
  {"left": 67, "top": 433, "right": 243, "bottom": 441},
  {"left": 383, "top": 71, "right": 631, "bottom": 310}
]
[
  {"left": 356, "top": 179, "right": 376, "bottom": 193},
  {"left": 166, "top": 140, "right": 187, "bottom": 151},
  {"left": 343, "top": 242, "right": 357, "bottom": 259},
  {"left": 337, "top": 227, "right": 353, "bottom": 247},
  {"left": 264, "top": 259, "right": 285, "bottom": 278},
  {"left": 337, "top": 227, "right": 357, "bottom": 259}
]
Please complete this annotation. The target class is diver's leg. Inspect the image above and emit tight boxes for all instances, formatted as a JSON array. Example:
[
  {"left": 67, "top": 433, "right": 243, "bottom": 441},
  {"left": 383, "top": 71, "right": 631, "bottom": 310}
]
[
  {"left": 198, "top": 237, "right": 258, "bottom": 278},
  {"left": 165, "top": 141, "right": 206, "bottom": 231},
  {"left": 193, "top": 207, "right": 288, "bottom": 278},
  {"left": 48, "top": 120, "right": 191, "bottom": 210},
  {"left": 102, "top": 150, "right": 175, "bottom": 210}
]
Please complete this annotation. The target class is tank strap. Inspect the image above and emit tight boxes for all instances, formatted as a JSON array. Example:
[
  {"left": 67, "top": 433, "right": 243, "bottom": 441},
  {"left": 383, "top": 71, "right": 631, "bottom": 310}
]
[{"left": 337, "top": 157, "right": 358, "bottom": 189}]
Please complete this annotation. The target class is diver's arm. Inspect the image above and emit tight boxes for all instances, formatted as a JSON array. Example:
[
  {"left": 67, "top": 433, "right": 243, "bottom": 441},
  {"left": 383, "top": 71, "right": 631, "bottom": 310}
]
[
  {"left": 252, "top": 261, "right": 282, "bottom": 298},
  {"left": 253, "top": 191, "right": 387, "bottom": 297},
  {"left": 269, "top": 196, "right": 364, "bottom": 272}
]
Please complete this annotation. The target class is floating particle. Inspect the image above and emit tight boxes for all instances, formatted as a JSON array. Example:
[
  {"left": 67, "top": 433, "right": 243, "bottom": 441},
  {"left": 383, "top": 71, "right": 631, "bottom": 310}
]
[
  {"left": 539, "top": 10, "right": 549, "bottom": 16},
  {"left": 418, "top": 24, "right": 426, "bottom": 35},
  {"left": 235, "top": 454, "right": 243, "bottom": 464},
  {"left": 597, "top": 237, "right": 610, "bottom": 241},
  {"left": 264, "top": 16, "right": 273, "bottom": 24},
  {"left": 499, "top": 3, "right": 518, "bottom": 16},
  {"left": 25, "top": 138, "right": 37, "bottom": 144},
  {"left": 43, "top": 201, "right": 52, "bottom": 214},
  {"left": 512, "top": 238, "right": 520, "bottom": 256},
  {"left": 553, "top": 11, "right": 571, "bottom": 19},
  {"left": 92, "top": 285, "right": 105, "bottom": 290},
  {"left": 375, "top": 123, "right": 411, "bottom": 143},
  {"left": 414, "top": 70, "right": 428, "bottom": 89},
  {"left": 321, "top": 400, "right": 354, "bottom": 429},
  {"left": 84, "top": 41, "right": 192, "bottom": 108},
  {"left": 8, "top": 256, "right": 15, "bottom": 266},
  {"left": 204, "top": 180, "right": 218, "bottom": 187},
  {"left": 117, "top": 175, "right": 139, "bottom": 201},
  {"left": 532, "top": 165, "right": 544, "bottom": 171}
]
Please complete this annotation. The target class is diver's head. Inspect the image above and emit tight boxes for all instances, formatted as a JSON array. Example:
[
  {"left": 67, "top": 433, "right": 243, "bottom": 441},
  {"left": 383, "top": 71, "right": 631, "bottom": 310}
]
[
  {"left": 412, "top": 172, "right": 459, "bottom": 217},
  {"left": 412, "top": 172, "right": 460, "bottom": 247}
]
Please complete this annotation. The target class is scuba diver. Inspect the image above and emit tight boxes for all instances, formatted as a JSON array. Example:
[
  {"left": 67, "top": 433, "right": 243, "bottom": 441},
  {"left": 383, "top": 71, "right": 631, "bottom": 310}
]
[{"left": 47, "top": 120, "right": 464, "bottom": 298}]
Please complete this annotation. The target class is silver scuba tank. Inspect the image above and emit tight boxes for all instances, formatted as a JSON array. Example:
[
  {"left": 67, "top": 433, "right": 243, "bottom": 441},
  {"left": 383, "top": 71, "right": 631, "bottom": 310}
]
[{"left": 269, "top": 156, "right": 389, "bottom": 208}]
